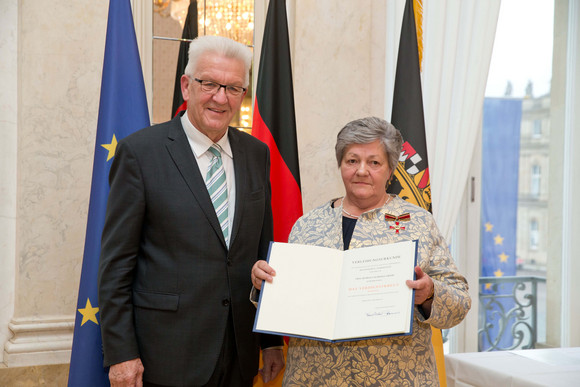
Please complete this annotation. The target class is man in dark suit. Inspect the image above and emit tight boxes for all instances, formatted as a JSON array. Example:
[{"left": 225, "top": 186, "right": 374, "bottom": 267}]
[{"left": 98, "top": 35, "right": 284, "bottom": 387}]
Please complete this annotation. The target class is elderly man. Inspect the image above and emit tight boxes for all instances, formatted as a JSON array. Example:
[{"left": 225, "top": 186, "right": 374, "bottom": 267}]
[{"left": 98, "top": 35, "right": 284, "bottom": 387}]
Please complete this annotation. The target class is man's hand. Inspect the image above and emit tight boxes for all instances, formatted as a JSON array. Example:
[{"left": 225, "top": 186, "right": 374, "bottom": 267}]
[
  {"left": 109, "top": 358, "right": 144, "bottom": 387},
  {"left": 252, "top": 260, "right": 276, "bottom": 290},
  {"left": 261, "top": 348, "right": 285, "bottom": 383}
]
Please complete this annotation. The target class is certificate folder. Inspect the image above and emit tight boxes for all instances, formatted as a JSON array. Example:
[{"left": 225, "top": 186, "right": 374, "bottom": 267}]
[{"left": 253, "top": 240, "right": 417, "bottom": 342}]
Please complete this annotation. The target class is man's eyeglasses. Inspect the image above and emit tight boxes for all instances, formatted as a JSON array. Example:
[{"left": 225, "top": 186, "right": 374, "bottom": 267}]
[{"left": 193, "top": 78, "right": 247, "bottom": 97}]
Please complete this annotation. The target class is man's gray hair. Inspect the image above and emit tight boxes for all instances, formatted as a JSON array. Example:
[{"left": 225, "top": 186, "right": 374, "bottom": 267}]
[
  {"left": 184, "top": 35, "right": 252, "bottom": 87},
  {"left": 335, "top": 117, "right": 403, "bottom": 175}
]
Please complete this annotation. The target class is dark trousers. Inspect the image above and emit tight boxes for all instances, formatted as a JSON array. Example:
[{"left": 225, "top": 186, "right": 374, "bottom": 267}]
[{"left": 144, "top": 310, "right": 252, "bottom": 387}]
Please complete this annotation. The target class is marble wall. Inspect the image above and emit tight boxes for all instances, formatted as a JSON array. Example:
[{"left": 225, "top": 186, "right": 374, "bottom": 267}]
[
  {"left": 292, "top": 0, "right": 388, "bottom": 212},
  {"left": 1, "top": 0, "right": 108, "bottom": 368},
  {"left": 16, "top": 0, "right": 107, "bottom": 317},
  {"left": 0, "top": 0, "right": 390, "bottom": 376}
]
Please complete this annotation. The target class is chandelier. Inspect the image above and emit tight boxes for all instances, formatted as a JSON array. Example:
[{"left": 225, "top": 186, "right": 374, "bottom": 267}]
[
  {"left": 154, "top": 0, "right": 255, "bottom": 130},
  {"left": 154, "top": 0, "right": 254, "bottom": 46}
]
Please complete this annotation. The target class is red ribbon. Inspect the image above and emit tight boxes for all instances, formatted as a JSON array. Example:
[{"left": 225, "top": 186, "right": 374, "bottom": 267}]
[{"left": 385, "top": 213, "right": 411, "bottom": 222}]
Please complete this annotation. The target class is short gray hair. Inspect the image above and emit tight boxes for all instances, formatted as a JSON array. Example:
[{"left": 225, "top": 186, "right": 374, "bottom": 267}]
[
  {"left": 335, "top": 117, "right": 403, "bottom": 174},
  {"left": 184, "top": 35, "right": 252, "bottom": 87}
]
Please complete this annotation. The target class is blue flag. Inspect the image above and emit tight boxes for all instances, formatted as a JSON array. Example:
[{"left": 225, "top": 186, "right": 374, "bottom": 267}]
[
  {"left": 68, "top": 0, "right": 149, "bottom": 385},
  {"left": 480, "top": 97, "right": 521, "bottom": 351}
]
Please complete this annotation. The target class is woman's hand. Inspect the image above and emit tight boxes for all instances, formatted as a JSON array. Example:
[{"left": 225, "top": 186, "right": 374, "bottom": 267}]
[
  {"left": 251, "top": 260, "right": 276, "bottom": 290},
  {"left": 406, "top": 266, "right": 434, "bottom": 305}
]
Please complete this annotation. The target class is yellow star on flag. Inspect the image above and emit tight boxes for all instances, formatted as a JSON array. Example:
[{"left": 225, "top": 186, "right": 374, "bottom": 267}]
[
  {"left": 498, "top": 252, "right": 509, "bottom": 262},
  {"left": 494, "top": 234, "right": 504, "bottom": 245},
  {"left": 101, "top": 134, "right": 118, "bottom": 161},
  {"left": 494, "top": 268, "right": 504, "bottom": 277},
  {"left": 78, "top": 298, "right": 100, "bottom": 326},
  {"left": 485, "top": 222, "right": 493, "bottom": 232}
]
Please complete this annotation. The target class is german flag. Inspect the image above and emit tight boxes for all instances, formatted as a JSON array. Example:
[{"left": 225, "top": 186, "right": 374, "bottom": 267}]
[
  {"left": 252, "top": 0, "right": 302, "bottom": 243},
  {"left": 171, "top": 1, "right": 198, "bottom": 118},
  {"left": 252, "top": 1, "right": 300, "bottom": 385}
]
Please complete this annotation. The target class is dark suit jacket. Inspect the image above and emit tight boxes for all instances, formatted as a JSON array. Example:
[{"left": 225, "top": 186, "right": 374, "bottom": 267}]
[{"left": 98, "top": 116, "right": 281, "bottom": 385}]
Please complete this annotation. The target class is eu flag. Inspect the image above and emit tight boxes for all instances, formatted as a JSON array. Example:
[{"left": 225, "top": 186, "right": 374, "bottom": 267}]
[
  {"left": 480, "top": 97, "right": 521, "bottom": 351},
  {"left": 68, "top": 0, "right": 150, "bottom": 385}
]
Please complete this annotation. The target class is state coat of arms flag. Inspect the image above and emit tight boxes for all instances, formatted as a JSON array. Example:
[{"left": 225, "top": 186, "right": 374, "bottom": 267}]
[{"left": 387, "top": 0, "right": 446, "bottom": 385}]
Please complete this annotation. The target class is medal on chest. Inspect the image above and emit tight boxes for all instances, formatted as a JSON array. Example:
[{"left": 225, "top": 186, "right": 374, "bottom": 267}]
[{"left": 385, "top": 213, "right": 410, "bottom": 234}]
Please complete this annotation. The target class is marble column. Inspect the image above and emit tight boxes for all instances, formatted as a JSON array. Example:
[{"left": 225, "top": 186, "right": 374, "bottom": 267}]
[{"left": 0, "top": 0, "right": 18, "bottom": 366}]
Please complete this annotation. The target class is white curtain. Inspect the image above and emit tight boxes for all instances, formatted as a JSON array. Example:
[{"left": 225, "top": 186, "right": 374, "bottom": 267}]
[
  {"left": 422, "top": 0, "right": 501, "bottom": 240},
  {"left": 385, "top": 0, "right": 500, "bottom": 241}
]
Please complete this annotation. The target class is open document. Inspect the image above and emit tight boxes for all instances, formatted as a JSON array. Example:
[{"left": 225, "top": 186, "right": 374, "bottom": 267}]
[{"left": 253, "top": 240, "right": 417, "bottom": 342}]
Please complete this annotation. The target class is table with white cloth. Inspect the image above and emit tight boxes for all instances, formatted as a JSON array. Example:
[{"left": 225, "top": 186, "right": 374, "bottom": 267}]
[{"left": 445, "top": 347, "right": 580, "bottom": 387}]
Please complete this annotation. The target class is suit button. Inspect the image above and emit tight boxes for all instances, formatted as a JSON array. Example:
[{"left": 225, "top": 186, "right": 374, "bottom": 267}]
[
  {"left": 227, "top": 259, "right": 232, "bottom": 266},
  {"left": 222, "top": 299, "right": 230, "bottom": 307}
]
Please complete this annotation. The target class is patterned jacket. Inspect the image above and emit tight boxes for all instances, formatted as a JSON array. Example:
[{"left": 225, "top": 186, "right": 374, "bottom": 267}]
[{"left": 283, "top": 196, "right": 471, "bottom": 387}]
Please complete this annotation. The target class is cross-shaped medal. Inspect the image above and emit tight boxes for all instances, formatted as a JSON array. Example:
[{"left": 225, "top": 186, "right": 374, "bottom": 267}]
[
  {"left": 385, "top": 213, "right": 410, "bottom": 234},
  {"left": 390, "top": 221, "right": 406, "bottom": 234}
]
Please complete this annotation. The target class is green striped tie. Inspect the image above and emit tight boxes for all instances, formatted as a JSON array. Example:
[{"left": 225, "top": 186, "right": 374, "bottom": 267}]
[{"left": 206, "top": 145, "right": 229, "bottom": 244}]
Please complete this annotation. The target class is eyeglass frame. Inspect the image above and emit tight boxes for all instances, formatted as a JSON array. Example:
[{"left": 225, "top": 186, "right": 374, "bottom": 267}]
[{"left": 192, "top": 77, "right": 247, "bottom": 96}]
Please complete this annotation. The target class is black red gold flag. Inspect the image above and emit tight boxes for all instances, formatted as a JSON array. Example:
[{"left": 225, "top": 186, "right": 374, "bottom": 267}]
[
  {"left": 252, "top": 2, "right": 301, "bottom": 385},
  {"left": 172, "top": 1, "right": 198, "bottom": 118},
  {"left": 252, "top": 0, "right": 303, "bottom": 243}
]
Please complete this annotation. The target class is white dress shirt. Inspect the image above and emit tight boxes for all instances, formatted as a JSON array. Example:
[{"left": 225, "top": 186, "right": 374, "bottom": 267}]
[{"left": 181, "top": 112, "right": 236, "bottom": 247}]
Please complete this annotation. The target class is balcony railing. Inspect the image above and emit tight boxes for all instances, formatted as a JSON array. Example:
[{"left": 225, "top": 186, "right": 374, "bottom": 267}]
[{"left": 477, "top": 275, "right": 545, "bottom": 351}]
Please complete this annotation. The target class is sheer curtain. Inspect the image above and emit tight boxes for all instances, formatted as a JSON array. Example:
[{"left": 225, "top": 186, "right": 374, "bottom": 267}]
[
  {"left": 422, "top": 0, "right": 501, "bottom": 240},
  {"left": 385, "top": 0, "right": 501, "bottom": 241}
]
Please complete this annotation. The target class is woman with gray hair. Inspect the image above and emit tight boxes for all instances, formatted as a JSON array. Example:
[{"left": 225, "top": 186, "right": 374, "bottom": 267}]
[{"left": 252, "top": 117, "right": 471, "bottom": 386}]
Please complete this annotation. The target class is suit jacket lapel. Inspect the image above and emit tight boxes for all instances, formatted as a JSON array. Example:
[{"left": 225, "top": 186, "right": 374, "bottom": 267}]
[
  {"left": 229, "top": 128, "right": 246, "bottom": 248},
  {"left": 165, "top": 117, "right": 227, "bottom": 247}
]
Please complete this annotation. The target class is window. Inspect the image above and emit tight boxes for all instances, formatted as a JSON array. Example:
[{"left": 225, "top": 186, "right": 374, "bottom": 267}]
[
  {"left": 464, "top": 0, "right": 580, "bottom": 352},
  {"left": 530, "top": 218, "right": 539, "bottom": 250},
  {"left": 532, "top": 119, "right": 542, "bottom": 138},
  {"left": 476, "top": 0, "right": 556, "bottom": 351},
  {"left": 531, "top": 164, "right": 541, "bottom": 197}
]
